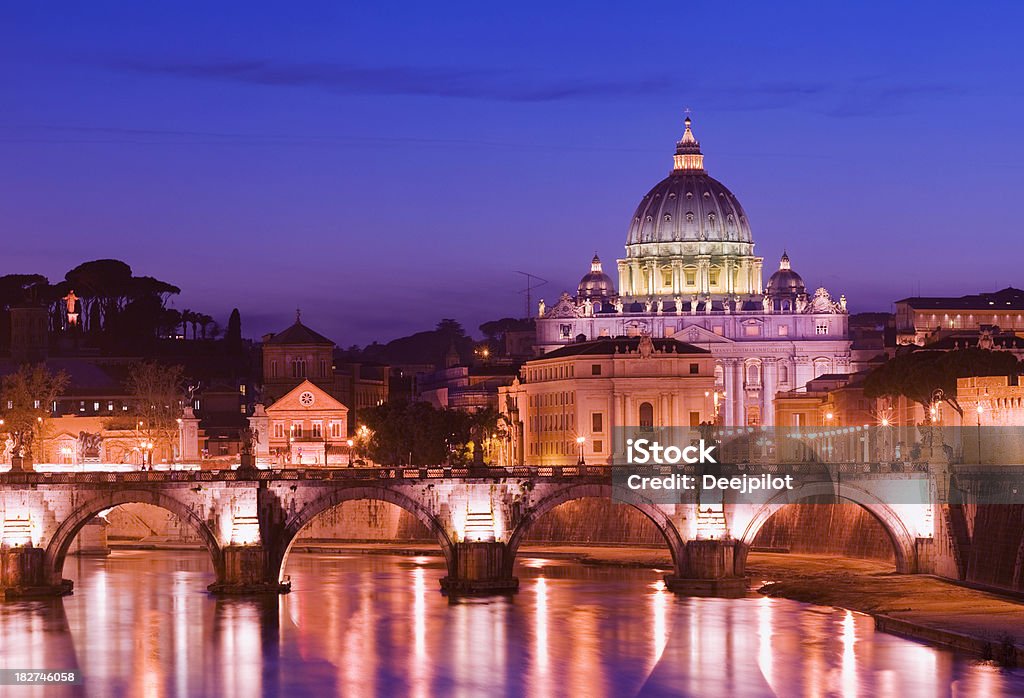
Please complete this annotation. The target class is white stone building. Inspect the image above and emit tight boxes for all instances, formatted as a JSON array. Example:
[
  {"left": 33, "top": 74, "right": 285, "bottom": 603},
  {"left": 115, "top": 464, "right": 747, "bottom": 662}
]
[{"left": 535, "top": 116, "right": 852, "bottom": 426}]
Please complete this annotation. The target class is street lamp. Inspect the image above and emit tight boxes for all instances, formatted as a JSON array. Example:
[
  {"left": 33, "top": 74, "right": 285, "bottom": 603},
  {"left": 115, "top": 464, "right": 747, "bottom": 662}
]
[
  {"left": 576, "top": 435, "right": 586, "bottom": 466},
  {"left": 346, "top": 439, "right": 354, "bottom": 467},
  {"left": 976, "top": 402, "right": 985, "bottom": 464}
]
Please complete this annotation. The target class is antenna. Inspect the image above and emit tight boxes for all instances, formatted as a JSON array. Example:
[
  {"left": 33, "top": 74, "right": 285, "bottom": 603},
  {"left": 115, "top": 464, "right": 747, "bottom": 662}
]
[{"left": 515, "top": 271, "right": 548, "bottom": 318}]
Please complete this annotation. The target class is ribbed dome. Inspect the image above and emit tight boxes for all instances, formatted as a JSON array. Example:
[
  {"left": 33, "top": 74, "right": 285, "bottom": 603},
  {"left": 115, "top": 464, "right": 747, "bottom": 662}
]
[
  {"left": 625, "top": 117, "right": 752, "bottom": 246},
  {"left": 578, "top": 254, "right": 616, "bottom": 300},
  {"left": 766, "top": 252, "right": 805, "bottom": 296}
]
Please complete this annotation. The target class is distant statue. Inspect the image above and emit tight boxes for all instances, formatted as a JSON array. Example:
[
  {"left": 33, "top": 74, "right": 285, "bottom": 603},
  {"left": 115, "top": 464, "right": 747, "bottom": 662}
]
[
  {"left": 644, "top": 299, "right": 653, "bottom": 314},
  {"left": 690, "top": 296, "right": 698, "bottom": 315},
  {"left": 638, "top": 333, "right": 655, "bottom": 359},
  {"left": 239, "top": 426, "right": 259, "bottom": 457},
  {"left": 839, "top": 294, "right": 848, "bottom": 312},
  {"left": 656, "top": 299, "right": 664, "bottom": 315},
  {"left": 583, "top": 298, "right": 593, "bottom": 317},
  {"left": 614, "top": 299, "right": 624, "bottom": 314},
  {"left": 704, "top": 297, "right": 713, "bottom": 314},
  {"left": 762, "top": 295, "right": 772, "bottom": 314},
  {"left": 795, "top": 295, "right": 808, "bottom": 314},
  {"left": 538, "top": 299, "right": 545, "bottom": 318},
  {"left": 674, "top": 297, "right": 683, "bottom": 315},
  {"left": 78, "top": 431, "right": 102, "bottom": 460}
]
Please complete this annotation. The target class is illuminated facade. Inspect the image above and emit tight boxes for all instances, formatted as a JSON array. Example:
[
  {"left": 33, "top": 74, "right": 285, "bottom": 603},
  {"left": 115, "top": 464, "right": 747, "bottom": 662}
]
[
  {"left": 535, "top": 116, "right": 852, "bottom": 426},
  {"left": 498, "top": 336, "right": 715, "bottom": 465}
]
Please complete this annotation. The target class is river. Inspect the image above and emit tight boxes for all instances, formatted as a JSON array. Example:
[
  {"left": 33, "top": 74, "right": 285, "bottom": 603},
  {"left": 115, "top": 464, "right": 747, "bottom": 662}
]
[{"left": 0, "top": 550, "right": 1021, "bottom": 697}]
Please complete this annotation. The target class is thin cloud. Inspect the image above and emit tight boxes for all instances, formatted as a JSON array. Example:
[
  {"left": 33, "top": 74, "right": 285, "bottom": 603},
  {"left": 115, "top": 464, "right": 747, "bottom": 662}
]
[{"left": 111, "top": 58, "right": 674, "bottom": 103}]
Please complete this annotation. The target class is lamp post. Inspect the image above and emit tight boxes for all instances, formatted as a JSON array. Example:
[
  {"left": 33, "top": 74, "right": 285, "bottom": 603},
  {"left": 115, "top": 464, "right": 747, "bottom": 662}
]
[
  {"left": 976, "top": 402, "right": 984, "bottom": 464},
  {"left": 576, "top": 435, "right": 586, "bottom": 466},
  {"left": 346, "top": 439, "right": 354, "bottom": 467},
  {"left": 37, "top": 416, "right": 44, "bottom": 465}
]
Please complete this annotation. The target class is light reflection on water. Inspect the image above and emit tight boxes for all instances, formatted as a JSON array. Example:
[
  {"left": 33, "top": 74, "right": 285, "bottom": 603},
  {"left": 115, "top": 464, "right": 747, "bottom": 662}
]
[{"left": 0, "top": 551, "right": 1021, "bottom": 697}]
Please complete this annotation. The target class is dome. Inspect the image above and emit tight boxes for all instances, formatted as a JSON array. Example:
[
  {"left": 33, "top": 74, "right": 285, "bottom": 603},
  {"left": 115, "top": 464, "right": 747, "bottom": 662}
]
[
  {"left": 766, "top": 252, "right": 805, "bottom": 296},
  {"left": 625, "top": 117, "right": 753, "bottom": 246},
  {"left": 578, "top": 254, "right": 616, "bottom": 300}
]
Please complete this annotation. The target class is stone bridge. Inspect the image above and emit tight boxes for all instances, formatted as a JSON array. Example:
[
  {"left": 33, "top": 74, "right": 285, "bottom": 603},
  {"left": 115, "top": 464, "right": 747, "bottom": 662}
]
[{"left": 0, "top": 462, "right": 983, "bottom": 599}]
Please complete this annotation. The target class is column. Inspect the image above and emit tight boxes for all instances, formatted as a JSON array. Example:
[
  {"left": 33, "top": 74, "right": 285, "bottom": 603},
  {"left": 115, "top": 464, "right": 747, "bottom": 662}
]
[
  {"left": 617, "top": 260, "right": 629, "bottom": 297},
  {"left": 722, "top": 360, "right": 735, "bottom": 426},
  {"left": 762, "top": 359, "right": 776, "bottom": 427},
  {"left": 733, "top": 361, "right": 744, "bottom": 426}
]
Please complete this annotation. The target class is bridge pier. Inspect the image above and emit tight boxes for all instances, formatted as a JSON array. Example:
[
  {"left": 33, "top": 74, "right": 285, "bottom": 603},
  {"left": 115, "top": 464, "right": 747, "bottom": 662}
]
[
  {"left": 664, "top": 539, "right": 748, "bottom": 597},
  {"left": 440, "top": 542, "right": 519, "bottom": 595},
  {"left": 207, "top": 545, "right": 291, "bottom": 595},
  {"left": 1, "top": 547, "right": 73, "bottom": 600}
]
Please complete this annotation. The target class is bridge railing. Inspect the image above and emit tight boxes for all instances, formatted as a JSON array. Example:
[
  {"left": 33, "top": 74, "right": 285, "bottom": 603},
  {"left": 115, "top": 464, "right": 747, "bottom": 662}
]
[{"left": 0, "top": 461, "right": 935, "bottom": 485}]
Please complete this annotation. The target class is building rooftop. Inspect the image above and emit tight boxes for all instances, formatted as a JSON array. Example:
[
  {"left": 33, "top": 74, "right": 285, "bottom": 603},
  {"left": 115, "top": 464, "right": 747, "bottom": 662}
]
[
  {"left": 264, "top": 320, "right": 335, "bottom": 346},
  {"left": 897, "top": 287, "right": 1024, "bottom": 311},
  {"left": 539, "top": 337, "right": 710, "bottom": 359}
]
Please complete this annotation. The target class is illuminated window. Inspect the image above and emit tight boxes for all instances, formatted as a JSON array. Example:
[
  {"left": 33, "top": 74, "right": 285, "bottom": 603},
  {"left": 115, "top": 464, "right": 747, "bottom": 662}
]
[
  {"left": 639, "top": 402, "right": 654, "bottom": 431},
  {"left": 311, "top": 422, "right": 322, "bottom": 438},
  {"left": 684, "top": 270, "right": 696, "bottom": 286},
  {"left": 293, "top": 423, "right": 303, "bottom": 438},
  {"left": 662, "top": 268, "right": 672, "bottom": 287},
  {"left": 330, "top": 421, "right": 342, "bottom": 438},
  {"left": 778, "top": 325, "right": 789, "bottom": 336},
  {"left": 689, "top": 411, "right": 701, "bottom": 427},
  {"left": 709, "top": 269, "right": 720, "bottom": 286},
  {"left": 744, "top": 325, "right": 761, "bottom": 336},
  {"left": 815, "top": 322, "right": 829, "bottom": 335}
]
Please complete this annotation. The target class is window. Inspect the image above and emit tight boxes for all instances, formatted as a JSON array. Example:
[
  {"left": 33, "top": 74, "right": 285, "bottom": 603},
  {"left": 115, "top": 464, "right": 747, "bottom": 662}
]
[
  {"left": 274, "top": 422, "right": 284, "bottom": 439},
  {"left": 239, "top": 405, "right": 247, "bottom": 414},
  {"left": 813, "top": 358, "right": 830, "bottom": 378},
  {"left": 292, "top": 423, "right": 303, "bottom": 438},
  {"left": 815, "top": 322, "right": 829, "bottom": 335},
  {"left": 689, "top": 362, "right": 699, "bottom": 375},
  {"left": 709, "top": 269, "right": 720, "bottom": 286},
  {"left": 684, "top": 270, "right": 696, "bottom": 286},
  {"left": 712, "top": 326, "right": 724, "bottom": 336},
  {"left": 744, "top": 325, "right": 761, "bottom": 337},
  {"left": 560, "top": 324, "right": 572, "bottom": 339},
  {"left": 311, "top": 421, "right": 322, "bottom": 438},
  {"left": 108, "top": 401, "right": 114, "bottom": 412},
  {"left": 639, "top": 402, "right": 654, "bottom": 431},
  {"left": 661, "top": 268, "right": 673, "bottom": 287},
  {"left": 320, "top": 359, "right": 328, "bottom": 377},
  {"left": 593, "top": 440, "right": 603, "bottom": 453},
  {"left": 331, "top": 421, "right": 342, "bottom": 438},
  {"left": 777, "top": 325, "right": 789, "bottom": 336},
  {"left": 779, "top": 363, "right": 789, "bottom": 384},
  {"left": 271, "top": 360, "right": 278, "bottom": 378},
  {"left": 292, "top": 358, "right": 307, "bottom": 377},
  {"left": 746, "top": 363, "right": 760, "bottom": 386},
  {"left": 592, "top": 413, "right": 604, "bottom": 433},
  {"left": 747, "top": 407, "right": 761, "bottom": 426},
  {"left": 591, "top": 364, "right": 602, "bottom": 376}
]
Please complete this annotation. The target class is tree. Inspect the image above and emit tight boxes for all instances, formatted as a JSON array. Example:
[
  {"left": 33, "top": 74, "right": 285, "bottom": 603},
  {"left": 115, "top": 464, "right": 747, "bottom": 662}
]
[
  {"left": 360, "top": 400, "right": 474, "bottom": 465},
  {"left": 863, "top": 348, "right": 1022, "bottom": 418},
  {"left": 226, "top": 308, "right": 243, "bottom": 354},
  {"left": 124, "top": 361, "right": 186, "bottom": 465},
  {"left": 0, "top": 364, "right": 69, "bottom": 465}
]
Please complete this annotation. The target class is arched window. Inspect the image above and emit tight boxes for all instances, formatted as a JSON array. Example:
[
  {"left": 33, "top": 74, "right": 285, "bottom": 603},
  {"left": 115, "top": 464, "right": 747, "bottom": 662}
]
[
  {"left": 813, "top": 358, "right": 830, "bottom": 378},
  {"left": 291, "top": 358, "right": 307, "bottom": 378},
  {"left": 714, "top": 363, "right": 725, "bottom": 387},
  {"left": 746, "top": 362, "right": 760, "bottom": 386},
  {"left": 639, "top": 402, "right": 654, "bottom": 431}
]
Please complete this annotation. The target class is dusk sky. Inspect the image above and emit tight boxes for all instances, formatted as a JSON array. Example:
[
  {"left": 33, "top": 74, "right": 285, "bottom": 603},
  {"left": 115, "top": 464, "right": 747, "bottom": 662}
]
[{"left": 2, "top": 2, "right": 1022, "bottom": 346}]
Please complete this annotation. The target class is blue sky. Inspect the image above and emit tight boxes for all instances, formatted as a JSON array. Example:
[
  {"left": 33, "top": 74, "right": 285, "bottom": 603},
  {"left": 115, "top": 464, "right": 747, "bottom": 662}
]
[{"left": 2, "top": 2, "right": 1022, "bottom": 344}]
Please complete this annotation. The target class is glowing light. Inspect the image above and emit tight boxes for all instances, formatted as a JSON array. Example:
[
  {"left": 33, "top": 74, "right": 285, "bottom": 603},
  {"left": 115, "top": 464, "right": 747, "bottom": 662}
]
[
  {"left": 229, "top": 515, "right": 260, "bottom": 545},
  {"left": 651, "top": 578, "right": 668, "bottom": 663},
  {"left": 840, "top": 610, "right": 857, "bottom": 698}
]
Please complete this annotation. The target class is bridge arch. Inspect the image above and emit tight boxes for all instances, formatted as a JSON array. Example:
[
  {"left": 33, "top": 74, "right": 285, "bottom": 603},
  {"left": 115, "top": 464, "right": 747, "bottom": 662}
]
[
  {"left": 44, "top": 489, "right": 223, "bottom": 585},
  {"left": 737, "top": 481, "right": 918, "bottom": 573},
  {"left": 505, "top": 483, "right": 684, "bottom": 577},
  {"left": 276, "top": 485, "right": 456, "bottom": 582}
]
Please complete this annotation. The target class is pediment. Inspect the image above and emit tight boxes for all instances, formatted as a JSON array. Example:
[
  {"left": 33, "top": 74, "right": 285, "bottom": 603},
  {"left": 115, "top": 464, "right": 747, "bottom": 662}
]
[
  {"left": 672, "top": 324, "right": 734, "bottom": 344},
  {"left": 267, "top": 380, "right": 348, "bottom": 413}
]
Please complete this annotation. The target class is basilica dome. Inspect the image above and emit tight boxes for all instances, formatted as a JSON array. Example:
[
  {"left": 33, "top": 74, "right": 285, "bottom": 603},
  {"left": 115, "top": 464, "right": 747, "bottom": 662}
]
[
  {"left": 625, "top": 117, "right": 753, "bottom": 246},
  {"left": 766, "top": 252, "right": 805, "bottom": 296},
  {"left": 577, "top": 254, "right": 616, "bottom": 300}
]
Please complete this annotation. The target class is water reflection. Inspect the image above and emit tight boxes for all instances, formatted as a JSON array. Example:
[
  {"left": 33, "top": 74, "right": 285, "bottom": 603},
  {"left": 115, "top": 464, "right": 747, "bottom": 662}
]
[{"left": 0, "top": 550, "right": 1021, "bottom": 697}]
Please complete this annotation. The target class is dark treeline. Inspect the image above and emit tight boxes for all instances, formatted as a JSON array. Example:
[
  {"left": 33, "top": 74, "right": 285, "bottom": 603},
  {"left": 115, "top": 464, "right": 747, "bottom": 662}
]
[{"left": 0, "top": 259, "right": 236, "bottom": 354}]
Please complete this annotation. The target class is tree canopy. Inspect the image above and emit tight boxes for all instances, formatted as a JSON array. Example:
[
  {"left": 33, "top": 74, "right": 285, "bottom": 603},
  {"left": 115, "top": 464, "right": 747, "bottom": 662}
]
[{"left": 863, "top": 348, "right": 1022, "bottom": 416}]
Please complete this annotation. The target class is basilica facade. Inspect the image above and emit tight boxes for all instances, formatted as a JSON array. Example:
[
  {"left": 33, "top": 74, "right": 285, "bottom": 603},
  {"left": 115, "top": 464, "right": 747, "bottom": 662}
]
[{"left": 534, "top": 117, "right": 852, "bottom": 427}]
